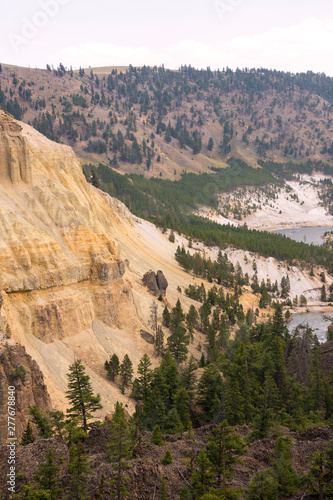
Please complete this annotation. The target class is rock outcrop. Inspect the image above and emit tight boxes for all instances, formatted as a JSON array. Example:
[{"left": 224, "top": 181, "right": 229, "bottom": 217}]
[
  {"left": 142, "top": 270, "right": 168, "bottom": 296},
  {"left": 0, "top": 110, "right": 129, "bottom": 343},
  {"left": 0, "top": 344, "right": 52, "bottom": 445}
]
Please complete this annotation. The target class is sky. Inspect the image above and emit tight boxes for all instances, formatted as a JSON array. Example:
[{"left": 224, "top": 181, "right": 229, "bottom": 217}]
[{"left": 1, "top": 0, "right": 333, "bottom": 74}]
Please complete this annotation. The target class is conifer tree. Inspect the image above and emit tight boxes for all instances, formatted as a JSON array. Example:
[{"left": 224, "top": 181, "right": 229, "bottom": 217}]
[
  {"left": 190, "top": 450, "right": 214, "bottom": 498},
  {"left": 197, "top": 364, "right": 223, "bottom": 420},
  {"left": 28, "top": 405, "right": 53, "bottom": 439},
  {"left": 163, "top": 306, "right": 171, "bottom": 328},
  {"left": 164, "top": 408, "right": 183, "bottom": 435},
  {"left": 105, "top": 354, "right": 120, "bottom": 382},
  {"left": 20, "top": 421, "right": 35, "bottom": 446},
  {"left": 161, "top": 449, "right": 173, "bottom": 465},
  {"left": 180, "top": 355, "right": 198, "bottom": 399},
  {"left": 120, "top": 354, "right": 133, "bottom": 393},
  {"left": 66, "top": 359, "right": 102, "bottom": 432},
  {"left": 167, "top": 325, "right": 190, "bottom": 363},
  {"left": 33, "top": 448, "right": 60, "bottom": 500},
  {"left": 131, "top": 354, "right": 152, "bottom": 402},
  {"left": 206, "top": 421, "right": 244, "bottom": 492},
  {"left": 66, "top": 442, "right": 91, "bottom": 500},
  {"left": 174, "top": 387, "right": 191, "bottom": 429},
  {"left": 151, "top": 424, "right": 164, "bottom": 445},
  {"left": 158, "top": 476, "right": 169, "bottom": 500},
  {"left": 107, "top": 402, "right": 133, "bottom": 499}
]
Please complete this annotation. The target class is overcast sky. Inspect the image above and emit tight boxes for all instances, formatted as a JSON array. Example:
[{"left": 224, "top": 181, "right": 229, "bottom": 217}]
[{"left": 1, "top": 0, "right": 333, "bottom": 74}]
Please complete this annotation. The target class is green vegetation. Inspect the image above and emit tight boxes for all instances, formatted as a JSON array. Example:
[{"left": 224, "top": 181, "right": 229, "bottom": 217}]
[{"left": 66, "top": 359, "right": 102, "bottom": 432}]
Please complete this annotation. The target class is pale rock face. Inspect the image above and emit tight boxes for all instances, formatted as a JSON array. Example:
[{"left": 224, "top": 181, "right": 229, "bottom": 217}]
[{"left": 0, "top": 111, "right": 131, "bottom": 344}]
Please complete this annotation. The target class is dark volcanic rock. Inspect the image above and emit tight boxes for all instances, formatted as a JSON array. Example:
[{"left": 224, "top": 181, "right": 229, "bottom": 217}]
[
  {"left": 143, "top": 270, "right": 168, "bottom": 296},
  {"left": 156, "top": 270, "right": 168, "bottom": 295},
  {"left": 0, "top": 344, "right": 52, "bottom": 446},
  {"left": 142, "top": 270, "right": 159, "bottom": 294},
  {"left": 140, "top": 330, "right": 155, "bottom": 344}
]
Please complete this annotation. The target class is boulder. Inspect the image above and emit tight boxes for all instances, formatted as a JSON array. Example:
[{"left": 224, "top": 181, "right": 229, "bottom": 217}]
[
  {"left": 142, "top": 270, "right": 159, "bottom": 294},
  {"left": 156, "top": 270, "right": 168, "bottom": 295}
]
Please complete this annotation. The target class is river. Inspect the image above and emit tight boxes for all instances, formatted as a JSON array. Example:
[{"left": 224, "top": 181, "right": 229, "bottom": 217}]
[
  {"left": 287, "top": 311, "right": 332, "bottom": 343},
  {"left": 275, "top": 226, "right": 333, "bottom": 246}
]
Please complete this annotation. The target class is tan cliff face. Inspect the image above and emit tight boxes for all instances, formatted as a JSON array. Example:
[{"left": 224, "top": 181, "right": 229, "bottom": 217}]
[
  {"left": 0, "top": 111, "right": 232, "bottom": 421},
  {"left": 0, "top": 111, "right": 146, "bottom": 416},
  {"left": 0, "top": 110, "right": 129, "bottom": 339}
]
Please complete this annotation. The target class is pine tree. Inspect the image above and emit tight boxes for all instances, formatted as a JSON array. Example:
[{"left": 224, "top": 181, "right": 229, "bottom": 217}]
[
  {"left": 171, "top": 299, "right": 186, "bottom": 330},
  {"left": 167, "top": 325, "right": 190, "bottom": 363},
  {"left": 151, "top": 424, "right": 164, "bottom": 445},
  {"left": 66, "top": 442, "right": 91, "bottom": 500},
  {"left": 131, "top": 354, "right": 152, "bottom": 402},
  {"left": 271, "top": 437, "right": 300, "bottom": 498},
  {"left": 66, "top": 359, "right": 102, "bottom": 432},
  {"left": 174, "top": 387, "right": 191, "bottom": 429},
  {"left": 120, "top": 354, "right": 133, "bottom": 393},
  {"left": 33, "top": 448, "right": 60, "bottom": 500},
  {"left": 190, "top": 450, "right": 214, "bottom": 498},
  {"left": 105, "top": 354, "right": 120, "bottom": 382},
  {"left": 161, "top": 449, "right": 173, "bottom": 465},
  {"left": 20, "top": 421, "right": 35, "bottom": 446},
  {"left": 107, "top": 402, "right": 133, "bottom": 499},
  {"left": 48, "top": 410, "right": 65, "bottom": 437},
  {"left": 158, "top": 476, "right": 169, "bottom": 499},
  {"left": 206, "top": 421, "right": 244, "bottom": 492},
  {"left": 28, "top": 405, "right": 53, "bottom": 439},
  {"left": 180, "top": 355, "right": 198, "bottom": 399},
  {"left": 164, "top": 408, "right": 183, "bottom": 435},
  {"left": 197, "top": 364, "right": 223, "bottom": 420},
  {"left": 163, "top": 306, "right": 171, "bottom": 328}
]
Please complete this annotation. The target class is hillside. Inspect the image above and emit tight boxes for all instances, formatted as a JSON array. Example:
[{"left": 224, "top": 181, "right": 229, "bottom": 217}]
[{"left": 1, "top": 64, "right": 333, "bottom": 180}]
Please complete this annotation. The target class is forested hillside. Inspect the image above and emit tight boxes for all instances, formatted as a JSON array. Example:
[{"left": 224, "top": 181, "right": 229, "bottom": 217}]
[{"left": 1, "top": 63, "right": 333, "bottom": 179}]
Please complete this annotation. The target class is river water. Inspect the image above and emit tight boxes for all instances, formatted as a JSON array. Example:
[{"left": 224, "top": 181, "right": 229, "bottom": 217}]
[
  {"left": 275, "top": 226, "right": 333, "bottom": 246},
  {"left": 287, "top": 311, "right": 332, "bottom": 343}
]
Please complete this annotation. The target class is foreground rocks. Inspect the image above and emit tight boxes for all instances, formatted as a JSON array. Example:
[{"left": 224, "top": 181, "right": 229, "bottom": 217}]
[
  {"left": 0, "top": 424, "right": 332, "bottom": 499},
  {"left": 0, "top": 344, "right": 52, "bottom": 445}
]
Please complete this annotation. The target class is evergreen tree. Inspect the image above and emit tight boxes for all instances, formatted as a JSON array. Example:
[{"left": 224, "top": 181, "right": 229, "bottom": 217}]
[
  {"left": 131, "top": 354, "right": 153, "bottom": 403},
  {"left": 120, "top": 354, "right": 134, "bottom": 393},
  {"left": 66, "top": 442, "right": 91, "bottom": 500},
  {"left": 157, "top": 476, "right": 169, "bottom": 500},
  {"left": 167, "top": 325, "right": 190, "bottom": 362},
  {"left": 66, "top": 359, "right": 102, "bottom": 432},
  {"left": 20, "top": 421, "right": 35, "bottom": 446},
  {"left": 164, "top": 408, "right": 183, "bottom": 435},
  {"left": 163, "top": 306, "right": 171, "bottom": 328},
  {"left": 180, "top": 355, "right": 198, "bottom": 399},
  {"left": 174, "top": 387, "right": 191, "bottom": 430},
  {"left": 197, "top": 364, "right": 223, "bottom": 420},
  {"left": 33, "top": 448, "right": 60, "bottom": 500},
  {"left": 271, "top": 437, "right": 300, "bottom": 498},
  {"left": 151, "top": 424, "right": 164, "bottom": 445},
  {"left": 48, "top": 410, "right": 65, "bottom": 437},
  {"left": 307, "top": 440, "right": 333, "bottom": 499},
  {"left": 190, "top": 450, "right": 214, "bottom": 498},
  {"left": 105, "top": 354, "right": 120, "bottom": 382},
  {"left": 161, "top": 449, "right": 173, "bottom": 465},
  {"left": 107, "top": 402, "right": 133, "bottom": 500},
  {"left": 206, "top": 421, "right": 245, "bottom": 491},
  {"left": 28, "top": 405, "right": 53, "bottom": 439}
]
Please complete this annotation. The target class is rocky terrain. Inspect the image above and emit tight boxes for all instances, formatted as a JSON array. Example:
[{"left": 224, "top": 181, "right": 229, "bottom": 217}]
[{"left": 0, "top": 421, "right": 332, "bottom": 499}]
